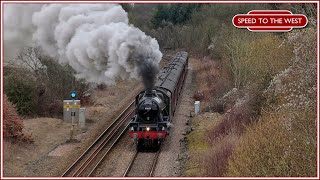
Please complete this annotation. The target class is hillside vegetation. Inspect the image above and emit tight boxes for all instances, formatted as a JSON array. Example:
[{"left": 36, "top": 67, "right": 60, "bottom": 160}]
[{"left": 227, "top": 27, "right": 317, "bottom": 176}]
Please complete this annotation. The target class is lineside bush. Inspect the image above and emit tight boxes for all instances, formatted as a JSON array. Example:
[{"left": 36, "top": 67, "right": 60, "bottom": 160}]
[
  {"left": 205, "top": 134, "right": 238, "bottom": 176},
  {"left": 221, "top": 27, "right": 293, "bottom": 89},
  {"left": 227, "top": 108, "right": 316, "bottom": 176},
  {"left": 192, "top": 57, "right": 232, "bottom": 108},
  {"left": 4, "top": 70, "right": 37, "bottom": 116},
  {"left": 3, "top": 95, "right": 33, "bottom": 143},
  {"left": 4, "top": 48, "right": 90, "bottom": 117},
  {"left": 226, "top": 27, "right": 317, "bottom": 177}
]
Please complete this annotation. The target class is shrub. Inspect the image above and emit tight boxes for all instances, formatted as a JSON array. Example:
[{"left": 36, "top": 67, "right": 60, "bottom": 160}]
[
  {"left": 208, "top": 84, "right": 262, "bottom": 140},
  {"left": 4, "top": 47, "right": 90, "bottom": 117},
  {"left": 221, "top": 27, "right": 293, "bottom": 89},
  {"left": 227, "top": 112, "right": 290, "bottom": 176},
  {"left": 227, "top": 109, "right": 316, "bottom": 176},
  {"left": 209, "top": 98, "right": 224, "bottom": 113},
  {"left": 264, "top": 28, "right": 317, "bottom": 112},
  {"left": 192, "top": 57, "right": 232, "bottom": 108},
  {"left": 193, "top": 90, "right": 204, "bottom": 101},
  {"left": 227, "top": 27, "right": 317, "bottom": 177},
  {"left": 3, "top": 95, "right": 33, "bottom": 143},
  {"left": 151, "top": 4, "right": 201, "bottom": 28},
  {"left": 205, "top": 134, "right": 238, "bottom": 176},
  {"left": 4, "top": 72, "right": 37, "bottom": 116}
]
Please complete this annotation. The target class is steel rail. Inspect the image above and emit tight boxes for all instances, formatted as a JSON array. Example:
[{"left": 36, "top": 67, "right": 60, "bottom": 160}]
[
  {"left": 87, "top": 112, "right": 134, "bottom": 176},
  {"left": 123, "top": 149, "right": 160, "bottom": 177},
  {"left": 72, "top": 111, "right": 133, "bottom": 176},
  {"left": 122, "top": 151, "right": 138, "bottom": 177},
  {"left": 61, "top": 101, "right": 135, "bottom": 177},
  {"left": 149, "top": 149, "right": 161, "bottom": 176}
]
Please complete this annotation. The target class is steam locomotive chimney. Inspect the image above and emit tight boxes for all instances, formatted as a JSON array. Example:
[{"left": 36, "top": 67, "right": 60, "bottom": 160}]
[
  {"left": 145, "top": 89, "right": 153, "bottom": 96},
  {"left": 145, "top": 89, "right": 157, "bottom": 97}
]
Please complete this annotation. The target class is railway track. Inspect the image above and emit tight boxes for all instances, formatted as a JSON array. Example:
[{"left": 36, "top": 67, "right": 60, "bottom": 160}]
[
  {"left": 61, "top": 101, "right": 135, "bottom": 177},
  {"left": 61, "top": 54, "right": 176, "bottom": 177},
  {"left": 123, "top": 149, "right": 161, "bottom": 177}
]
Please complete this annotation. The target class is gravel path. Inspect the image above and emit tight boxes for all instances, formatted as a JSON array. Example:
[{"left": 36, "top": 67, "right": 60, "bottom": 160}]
[{"left": 153, "top": 60, "right": 194, "bottom": 177}]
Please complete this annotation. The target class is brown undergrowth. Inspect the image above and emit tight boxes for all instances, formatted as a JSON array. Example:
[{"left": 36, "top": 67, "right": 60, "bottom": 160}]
[
  {"left": 192, "top": 56, "right": 232, "bottom": 111},
  {"left": 3, "top": 95, "right": 33, "bottom": 143},
  {"left": 185, "top": 27, "right": 316, "bottom": 177}
]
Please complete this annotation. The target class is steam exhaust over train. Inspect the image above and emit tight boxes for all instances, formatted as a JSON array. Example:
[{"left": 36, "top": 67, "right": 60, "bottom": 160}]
[
  {"left": 129, "top": 51, "right": 189, "bottom": 151},
  {"left": 4, "top": 4, "right": 162, "bottom": 86}
]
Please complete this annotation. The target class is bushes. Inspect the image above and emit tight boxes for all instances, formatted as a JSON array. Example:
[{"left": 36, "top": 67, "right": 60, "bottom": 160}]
[
  {"left": 151, "top": 4, "right": 201, "bottom": 28},
  {"left": 210, "top": 87, "right": 260, "bottom": 139},
  {"left": 226, "top": 27, "right": 317, "bottom": 177},
  {"left": 4, "top": 47, "right": 89, "bottom": 117},
  {"left": 227, "top": 111, "right": 291, "bottom": 176},
  {"left": 264, "top": 28, "right": 317, "bottom": 112},
  {"left": 227, "top": 109, "right": 316, "bottom": 176},
  {"left": 3, "top": 95, "right": 33, "bottom": 143},
  {"left": 192, "top": 57, "right": 232, "bottom": 107},
  {"left": 4, "top": 70, "right": 37, "bottom": 116},
  {"left": 189, "top": 27, "right": 314, "bottom": 177},
  {"left": 148, "top": 4, "right": 273, "bottom": 56},
  {"left": 205, "top": 134, "right": 238, "bottom": 176},
  {"left": 183, "top": 4, "right": 316, "bottom": 177},
  {"left": 221, "top": 27, "right": 293, "bottom": 89}
]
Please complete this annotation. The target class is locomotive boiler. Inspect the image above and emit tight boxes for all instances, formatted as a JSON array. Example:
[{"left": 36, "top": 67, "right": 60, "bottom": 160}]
[{"left": 129, "top": 51, "right": 189, "bottom": 151}]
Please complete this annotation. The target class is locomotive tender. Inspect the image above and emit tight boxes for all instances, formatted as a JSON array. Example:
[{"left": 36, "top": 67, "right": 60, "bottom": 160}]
[{"left": 129, "top": 51, "right": 189, "bottom": 150}]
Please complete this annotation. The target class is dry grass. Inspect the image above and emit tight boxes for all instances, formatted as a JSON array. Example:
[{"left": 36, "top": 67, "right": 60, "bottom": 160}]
[
  {"left": 3, "top": 79, "right": 142, "bottom": 177},
  {"left": 184, "top": 112, "right": 223, "bottom": 176},
  {"left": 184, "top": 112, "right": 241, "bottom": 177}
]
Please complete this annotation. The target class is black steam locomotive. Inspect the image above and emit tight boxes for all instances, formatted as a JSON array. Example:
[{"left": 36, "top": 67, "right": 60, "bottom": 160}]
[{"left": 129, "top": 52, "right": 189, "bottom": 150}]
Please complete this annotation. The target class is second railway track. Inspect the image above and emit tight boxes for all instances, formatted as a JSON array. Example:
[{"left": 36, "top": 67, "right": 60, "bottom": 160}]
[{"left": 62, "top": 101, "right": 135, "bottom": 177}]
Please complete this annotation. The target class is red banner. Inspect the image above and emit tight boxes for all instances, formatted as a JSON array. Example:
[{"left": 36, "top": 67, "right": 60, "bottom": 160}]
[{"left": 232, "top": 10, "right": 308, "bottom": 32}]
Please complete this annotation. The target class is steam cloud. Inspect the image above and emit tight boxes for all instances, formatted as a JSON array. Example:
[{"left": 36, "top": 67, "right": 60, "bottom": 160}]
[
  {"left": 3, "top": 4, "right": 42, "bottom": 61},
  {"left": 4, "top": 4, "right": 162, "bottom": 90}
]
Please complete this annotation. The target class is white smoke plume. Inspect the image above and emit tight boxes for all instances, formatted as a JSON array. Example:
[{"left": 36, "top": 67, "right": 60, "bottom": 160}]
[
  {"left": 4, "top": 4, "right": 42, "bottom": 61},
  {"left": 4, "top": 4, "right": 162, "bottom": 88}
]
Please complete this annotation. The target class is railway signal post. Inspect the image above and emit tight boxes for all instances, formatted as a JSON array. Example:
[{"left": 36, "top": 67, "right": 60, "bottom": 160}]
[{"left": 69, "top": 91, "right": 77, "bottom": 142}]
